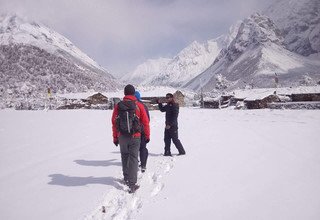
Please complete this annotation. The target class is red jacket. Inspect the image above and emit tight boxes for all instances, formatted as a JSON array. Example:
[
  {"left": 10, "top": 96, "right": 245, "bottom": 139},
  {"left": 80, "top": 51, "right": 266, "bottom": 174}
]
[{"left": 112, "top": 95, "right": 150, "bottom": 141}]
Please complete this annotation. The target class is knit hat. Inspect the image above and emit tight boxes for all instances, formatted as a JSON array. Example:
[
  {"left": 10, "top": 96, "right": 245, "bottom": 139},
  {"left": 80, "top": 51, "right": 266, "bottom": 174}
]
[
  {"left": 124, "top": 84, "right": 135, "bottom": 95},
  {"left": 166, "top": 93, "right": 174, "bottom": 98},
  {"left": 135, "top": 91, "right": 141, "bottom": 101}
]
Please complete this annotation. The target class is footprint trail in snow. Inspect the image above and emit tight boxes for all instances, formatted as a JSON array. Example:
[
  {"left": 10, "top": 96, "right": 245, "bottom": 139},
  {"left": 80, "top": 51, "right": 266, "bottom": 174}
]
[{"left": 85, "top": 155, "right": 177, "bottom": 220}]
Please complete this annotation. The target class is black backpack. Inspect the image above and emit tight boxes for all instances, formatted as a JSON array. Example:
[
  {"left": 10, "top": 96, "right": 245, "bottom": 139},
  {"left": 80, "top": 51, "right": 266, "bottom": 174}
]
[{"left": 116, "top": 100, "right": 141, "bottom": 135}]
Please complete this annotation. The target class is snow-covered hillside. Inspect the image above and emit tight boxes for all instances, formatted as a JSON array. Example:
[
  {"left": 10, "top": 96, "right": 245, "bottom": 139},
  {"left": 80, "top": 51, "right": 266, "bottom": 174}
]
[
  {"left": 184, "top": 13, "right": 320, "bottom": 92},
  {"left": 0, "top": 14, "right": 121, "bottom": 109},
  {"left": 0, "top": 14, "right": 107, "bottom": 72},
  {"left": 1, "top": 108, "right": 320, "bottom": 220}
]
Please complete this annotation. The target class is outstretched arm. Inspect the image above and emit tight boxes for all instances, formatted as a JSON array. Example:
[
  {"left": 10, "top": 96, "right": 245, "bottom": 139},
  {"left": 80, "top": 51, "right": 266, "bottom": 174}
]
[{"left": 158, "top": 103, "right": 166, "bottom": 112}]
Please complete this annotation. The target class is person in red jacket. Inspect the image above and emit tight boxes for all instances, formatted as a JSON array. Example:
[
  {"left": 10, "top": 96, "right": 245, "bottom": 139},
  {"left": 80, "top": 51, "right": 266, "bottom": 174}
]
[{"left": 111, "top": 84, "right": 150, "bottom": 193}]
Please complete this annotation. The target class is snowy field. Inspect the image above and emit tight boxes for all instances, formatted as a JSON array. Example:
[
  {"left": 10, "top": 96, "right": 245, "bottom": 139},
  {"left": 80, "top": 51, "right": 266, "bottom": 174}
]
[{"left": 1, "top": 108, "right": 320, "bottom": 220}]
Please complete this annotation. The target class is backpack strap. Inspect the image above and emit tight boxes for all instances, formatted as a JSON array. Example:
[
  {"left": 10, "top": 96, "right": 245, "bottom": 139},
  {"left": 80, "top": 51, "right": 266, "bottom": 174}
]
[{"left": 136, "top": 101, "right": 140, "bottom": 110}]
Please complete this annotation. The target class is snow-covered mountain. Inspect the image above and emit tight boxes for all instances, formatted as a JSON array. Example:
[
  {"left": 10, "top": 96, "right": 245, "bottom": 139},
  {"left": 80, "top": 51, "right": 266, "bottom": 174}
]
[
  {"left": 121, "top": 58, "right": 171, "bottom": 85},
  {"left": 149, "top": 38, "right": 225, "bottom": 87},
  {"left": 0, "top": 14, "right": 121, "bottom": 104},
  {"left": 184, "top": 12, "right": 320, "bottom": 92},
  {"left": 122, "top": 39, "right": 224, "bottom": 87},
  {"left": 126, "top": 0, "right": 320, "bottom": 92},
  {"left": 264, "top": 0, "right": 320, "bottom": 56},
  {"left": 123, "top": 22, "right": 241, "bottom": 88}
]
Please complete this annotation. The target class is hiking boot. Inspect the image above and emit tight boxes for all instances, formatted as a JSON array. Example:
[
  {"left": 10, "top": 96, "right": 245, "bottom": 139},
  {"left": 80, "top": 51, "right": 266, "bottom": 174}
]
[
  {"left": 141, "top": 166, "right": 146, "bottom": 173},
  {"left": 119, "top": 178, "right": 129, "bottom": 186},
  {"left": 164, "top": 151, "right": 172, "bottom": 156},
  {"left": 178, "top": 151, "right": 186, "bottom": 156},
  {"left": 128, "top": 184, "right": 140, "bottom": 194}
]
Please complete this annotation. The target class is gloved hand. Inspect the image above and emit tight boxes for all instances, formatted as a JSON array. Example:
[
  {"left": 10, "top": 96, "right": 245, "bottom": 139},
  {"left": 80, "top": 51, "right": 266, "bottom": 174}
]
[
  {"left": 145, "top": 138, "right": 150, "bottom": 144},
  {"left": 113, "top": 138, "right": 119, "bottom": 146},
  {"left": 165, "top": 125, "right": 171, "bottom": 129}
]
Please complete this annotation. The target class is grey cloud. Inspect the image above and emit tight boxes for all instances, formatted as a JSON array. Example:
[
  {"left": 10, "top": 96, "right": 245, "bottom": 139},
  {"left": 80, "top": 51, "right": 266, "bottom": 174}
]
[{"left": 0, "top": 0, "right": 273, "bottom": 77}]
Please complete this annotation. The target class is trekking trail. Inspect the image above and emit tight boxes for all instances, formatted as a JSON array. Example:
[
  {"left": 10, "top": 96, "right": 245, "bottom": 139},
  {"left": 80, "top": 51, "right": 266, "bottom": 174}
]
[{"left": 84, "top": 154, "right": 177, "bottom": 220}]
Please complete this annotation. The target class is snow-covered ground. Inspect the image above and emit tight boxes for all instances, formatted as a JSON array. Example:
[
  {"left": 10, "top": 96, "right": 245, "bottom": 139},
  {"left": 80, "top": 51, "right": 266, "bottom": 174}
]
[{"left": 1, "top": 108, "right": 320, "bottom": 220}]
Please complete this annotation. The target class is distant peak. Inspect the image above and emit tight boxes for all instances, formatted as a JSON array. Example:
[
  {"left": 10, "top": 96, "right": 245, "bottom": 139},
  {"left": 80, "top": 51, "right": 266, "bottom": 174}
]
[
  {"left": 189, "top": 40, "right": 200, "bottom": 46},
  {"left": 1, "top": 13, "right": 23, "bottom": 23},
  {"left": 0, "top": 13, "right": 36, "bottom": 30},
  {"left": 240, "top": 12, "right": 283, "bottom": 45}
]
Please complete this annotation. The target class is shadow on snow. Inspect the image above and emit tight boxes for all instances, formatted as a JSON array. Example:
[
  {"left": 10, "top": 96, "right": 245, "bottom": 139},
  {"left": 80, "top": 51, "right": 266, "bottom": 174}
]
[
  {"left": 48, "top": 174, "right": 122, "bottom": 189},
  {"left": 74, "top": 159, "right": 121, "bottom": 167}
]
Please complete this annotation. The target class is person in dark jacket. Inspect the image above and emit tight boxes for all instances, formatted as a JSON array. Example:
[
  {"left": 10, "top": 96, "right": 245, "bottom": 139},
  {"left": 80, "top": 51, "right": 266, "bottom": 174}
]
[
  {"left": 157, "top": 93, "right": 186, "bottom": 156},
  {"left": 135, "top": 91, "right": 150, "bottom": 172},
  {"left": 111, "top": 84, "right": 150, "bottom": 193}
]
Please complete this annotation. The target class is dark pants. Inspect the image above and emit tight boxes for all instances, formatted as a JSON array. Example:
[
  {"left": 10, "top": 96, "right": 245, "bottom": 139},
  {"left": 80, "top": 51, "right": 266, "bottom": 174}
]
[
  {"left": 119, "top": 135, "right": 140, "bottom": 185},
  {"left": 164, "top": 127, "right": 185, "bottom": 154},
  {"left": 139, "top": 135, "right": 148, "bottom": 168}
]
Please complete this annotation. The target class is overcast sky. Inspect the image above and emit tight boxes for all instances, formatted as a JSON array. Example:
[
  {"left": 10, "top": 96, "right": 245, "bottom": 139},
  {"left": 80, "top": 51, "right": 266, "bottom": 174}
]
[{"left": 1, "top": 0, "right": 272, "bottom": 77}]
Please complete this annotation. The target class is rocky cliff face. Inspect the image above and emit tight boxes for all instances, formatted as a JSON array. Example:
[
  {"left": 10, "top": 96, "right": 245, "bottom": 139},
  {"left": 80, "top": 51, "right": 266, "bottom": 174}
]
[{"left": 264, "top": 0, "right": 320, "bottom": 56}]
